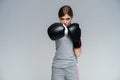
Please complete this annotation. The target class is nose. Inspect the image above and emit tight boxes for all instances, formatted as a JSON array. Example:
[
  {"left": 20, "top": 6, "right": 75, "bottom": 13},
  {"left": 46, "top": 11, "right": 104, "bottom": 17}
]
[{"left": 63, "top": 20, "right": 67, "bottom": 24}]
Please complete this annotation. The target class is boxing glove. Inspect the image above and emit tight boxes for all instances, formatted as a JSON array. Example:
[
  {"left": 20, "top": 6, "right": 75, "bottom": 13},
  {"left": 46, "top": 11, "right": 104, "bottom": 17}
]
[
  {"left": 47, "top": 23, "right": 68, "bottom": 40},
  {"left": 68, "top": 23, "right": 81, "bottom": 48}
]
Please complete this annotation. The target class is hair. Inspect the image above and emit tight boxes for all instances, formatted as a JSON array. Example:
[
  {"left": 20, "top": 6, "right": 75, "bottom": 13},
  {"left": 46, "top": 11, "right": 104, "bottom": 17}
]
[{"left": 58, "top": 5, "right": 73, "bottom": 18}]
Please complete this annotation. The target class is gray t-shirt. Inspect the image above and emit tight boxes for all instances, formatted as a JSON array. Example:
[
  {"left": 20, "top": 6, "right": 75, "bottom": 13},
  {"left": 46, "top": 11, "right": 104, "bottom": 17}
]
[{"left": 52, "top": 35, "right": 77, "bottom": 68}]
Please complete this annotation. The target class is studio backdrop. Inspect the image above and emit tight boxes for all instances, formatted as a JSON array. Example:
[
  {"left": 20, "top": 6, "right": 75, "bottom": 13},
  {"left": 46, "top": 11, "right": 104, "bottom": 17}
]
[{"left": 0, "top": 0, "right": 120, "bottom": 80}]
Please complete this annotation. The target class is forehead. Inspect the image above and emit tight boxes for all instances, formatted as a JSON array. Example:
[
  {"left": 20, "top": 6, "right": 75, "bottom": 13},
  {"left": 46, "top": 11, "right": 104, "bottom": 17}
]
[{"left": 60, "top": 14, "right": 72, "bottom": 18}]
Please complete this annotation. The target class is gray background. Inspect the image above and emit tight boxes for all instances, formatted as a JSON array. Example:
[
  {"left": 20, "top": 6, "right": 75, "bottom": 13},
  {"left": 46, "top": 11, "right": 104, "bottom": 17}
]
[{"left": 0, "top": 0, "right": 120, "bottom": 80}]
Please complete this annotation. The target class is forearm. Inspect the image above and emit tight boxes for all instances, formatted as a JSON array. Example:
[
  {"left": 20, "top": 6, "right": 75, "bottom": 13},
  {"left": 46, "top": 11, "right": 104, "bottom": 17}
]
[{"left": 74, "top": 47, "right": 82, "bottom": 57}]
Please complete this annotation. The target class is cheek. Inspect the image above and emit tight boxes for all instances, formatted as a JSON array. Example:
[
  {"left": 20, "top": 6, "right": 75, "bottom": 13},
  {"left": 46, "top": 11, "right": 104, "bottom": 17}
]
[
  {"left": 67, "top": 20, "right": 71, "bottom": 24},
  {"left": 60, "top": 20, "right": 64, "bottom": 24}
]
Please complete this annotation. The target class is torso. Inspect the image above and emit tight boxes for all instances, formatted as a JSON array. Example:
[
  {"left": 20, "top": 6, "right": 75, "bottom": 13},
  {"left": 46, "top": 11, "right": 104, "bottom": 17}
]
[{"left": 52, "top": 35, "right": 77, "bottom": 68}]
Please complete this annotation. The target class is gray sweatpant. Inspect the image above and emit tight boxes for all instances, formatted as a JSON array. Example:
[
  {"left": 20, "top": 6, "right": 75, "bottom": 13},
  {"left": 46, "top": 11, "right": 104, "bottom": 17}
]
[{"left": 51, "top": 64, "right": 80, "bottom": 80}]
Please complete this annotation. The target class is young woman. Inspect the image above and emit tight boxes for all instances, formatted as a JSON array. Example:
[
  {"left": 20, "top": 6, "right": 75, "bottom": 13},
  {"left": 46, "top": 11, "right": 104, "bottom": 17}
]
[{"left": 48, "top": 5, "right": 82, "bottom": 80}]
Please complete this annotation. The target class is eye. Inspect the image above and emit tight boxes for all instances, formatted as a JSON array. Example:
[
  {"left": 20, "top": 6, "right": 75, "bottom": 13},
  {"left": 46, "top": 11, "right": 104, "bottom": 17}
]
[
  {"left": 66, "top": 18, "right": 70, "bottom": 20},
  {"left": 60, "top": 18, "right": 64, "bottom": 20},
  {"left": 60, "top": 18, "right": 71, "bottom": 20}
]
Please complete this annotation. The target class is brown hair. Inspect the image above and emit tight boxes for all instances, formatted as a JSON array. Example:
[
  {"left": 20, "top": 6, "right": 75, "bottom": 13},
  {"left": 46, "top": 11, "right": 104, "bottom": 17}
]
[{"left": 58, "top": 5, "right": 73, "bottom": 18}]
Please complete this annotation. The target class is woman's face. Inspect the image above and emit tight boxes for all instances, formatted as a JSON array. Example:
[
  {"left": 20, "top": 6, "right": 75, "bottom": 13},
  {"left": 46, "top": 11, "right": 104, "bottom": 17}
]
[{"left": 59, "top": 14, "right": 72, "bottom": 27}]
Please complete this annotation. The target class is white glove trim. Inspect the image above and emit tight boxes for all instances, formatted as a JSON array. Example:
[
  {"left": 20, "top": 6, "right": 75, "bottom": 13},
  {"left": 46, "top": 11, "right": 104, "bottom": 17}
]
[{"left": 63, "top": 24, "right": 68, "bottom": 35}]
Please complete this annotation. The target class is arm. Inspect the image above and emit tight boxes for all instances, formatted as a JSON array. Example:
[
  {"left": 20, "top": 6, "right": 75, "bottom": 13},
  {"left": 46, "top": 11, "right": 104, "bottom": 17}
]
[
  {"left": 74, "top": 39, "right": 82, "bottom": 57},
  {"left": 67, "top": 23, "right": 82, "bottom": 57},
  {"left": 74, "top": 47, "right": 82, "bottom": 57}
]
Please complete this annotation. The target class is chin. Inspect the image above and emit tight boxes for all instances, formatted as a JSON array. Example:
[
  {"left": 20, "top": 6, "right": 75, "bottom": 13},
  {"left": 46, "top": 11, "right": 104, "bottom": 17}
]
[{"left": 66, "top": 24, "right": 70, "bottom": 27}]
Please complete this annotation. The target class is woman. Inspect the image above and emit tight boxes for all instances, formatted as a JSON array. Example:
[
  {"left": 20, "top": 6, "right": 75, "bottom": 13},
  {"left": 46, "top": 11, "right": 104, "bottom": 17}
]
[{"left": 48, "top": 5, "right": 82, "bottom": 80}]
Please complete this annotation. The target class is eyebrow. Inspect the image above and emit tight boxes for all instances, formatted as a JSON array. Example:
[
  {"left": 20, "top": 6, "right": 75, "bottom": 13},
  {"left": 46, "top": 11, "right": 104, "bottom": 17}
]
[{"left": 60, "top": 18, "right": 70, "bottom": 20}]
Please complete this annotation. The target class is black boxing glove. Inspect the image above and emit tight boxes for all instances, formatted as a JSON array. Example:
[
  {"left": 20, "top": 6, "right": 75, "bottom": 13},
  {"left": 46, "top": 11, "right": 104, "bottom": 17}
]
[
  {"left": 47, "top": 23, "right": 68, "bottom": 40},
  {"left": 68, "top": 23, "right": 81, "bottom": 48}
]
